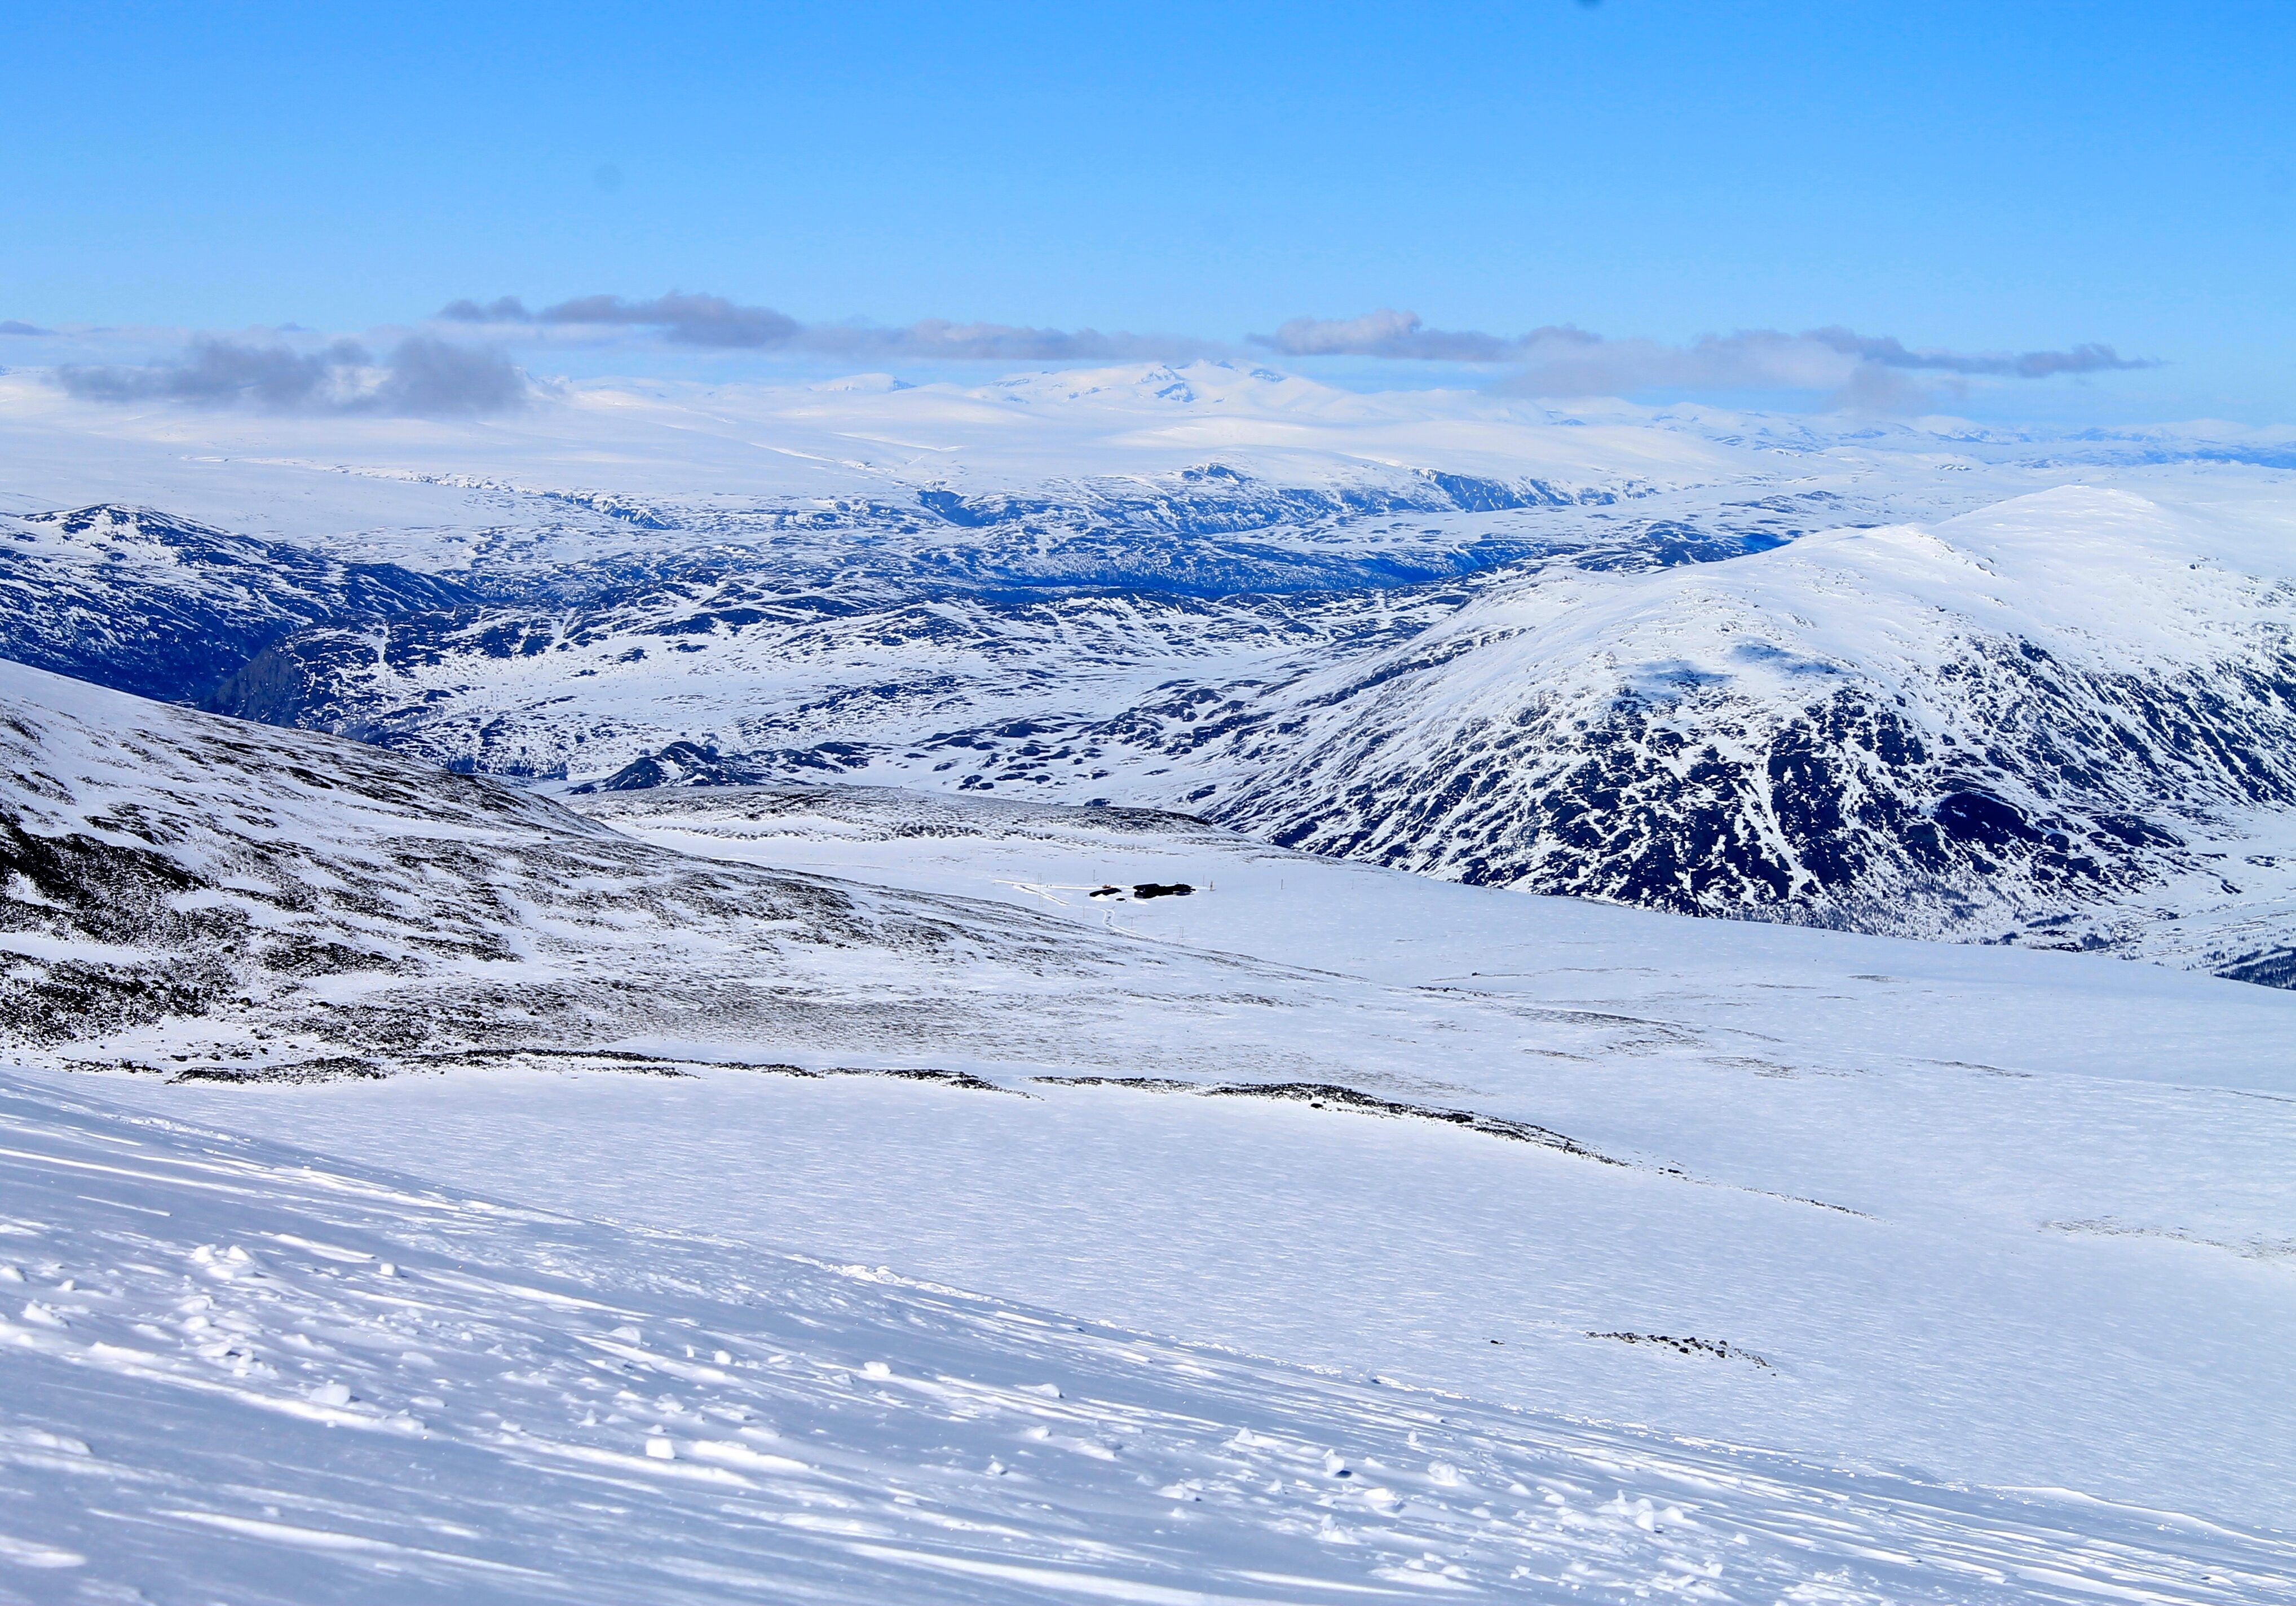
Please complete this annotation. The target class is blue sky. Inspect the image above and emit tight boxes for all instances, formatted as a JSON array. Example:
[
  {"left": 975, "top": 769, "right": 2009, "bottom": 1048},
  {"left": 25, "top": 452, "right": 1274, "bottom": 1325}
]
[{"left": 6, "top": 1, "right": 2292, "bottom": 420}]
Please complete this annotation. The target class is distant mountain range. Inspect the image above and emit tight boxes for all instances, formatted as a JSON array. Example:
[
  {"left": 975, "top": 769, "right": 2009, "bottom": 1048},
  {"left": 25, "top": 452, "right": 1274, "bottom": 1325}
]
[{"left": 3, "top": 362, "right": 2291, "bottom": 984}]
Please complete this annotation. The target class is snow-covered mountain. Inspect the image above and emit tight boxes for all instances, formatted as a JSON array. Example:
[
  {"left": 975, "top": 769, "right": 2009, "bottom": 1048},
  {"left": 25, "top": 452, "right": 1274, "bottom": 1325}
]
[
  {"left": 223, "top": 476, "right": 2292, "bottom": 980},
  {"left": 0, "top": 504, "right": 471, "bottom": 703},
  {"left": 6, "top": 661, "right": 2295, "bottom": 1598},
  {"left": 5, "top": 365, "right": 2294, "bottom": 984},
  {"left": 1206, "top": 484, "right": 2296, "bottom": 977}
]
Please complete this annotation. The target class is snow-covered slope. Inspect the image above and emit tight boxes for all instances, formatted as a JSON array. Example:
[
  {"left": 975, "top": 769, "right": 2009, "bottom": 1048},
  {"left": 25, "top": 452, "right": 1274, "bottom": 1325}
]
[
  {"left": 1203, "top": 484, "right": 2296, "bottom": 976},
  {"left": 7, "top": 668, "right": 2296, "bottom": 1571},
  {"left": 0, "top": 660, "right": 1340, "bottom": 1076},
  {"left": 0, "top": 505, "right": 470, "bottom": 704},
  {"left": 14, "top": 1068, "right": 2295, "bottom": 1605},
  {"left": 10, "top": 352, "right": 2296, "bottom": 1598}
]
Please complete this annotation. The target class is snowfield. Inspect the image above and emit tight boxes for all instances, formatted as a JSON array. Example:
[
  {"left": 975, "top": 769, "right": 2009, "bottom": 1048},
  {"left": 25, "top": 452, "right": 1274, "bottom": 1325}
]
[
  {"left": 5, "top": 663, "right": 2295, "bottom": 1601},
  {"left": 11, "top": 1070, "right": 2294, "bottom": 1606}
]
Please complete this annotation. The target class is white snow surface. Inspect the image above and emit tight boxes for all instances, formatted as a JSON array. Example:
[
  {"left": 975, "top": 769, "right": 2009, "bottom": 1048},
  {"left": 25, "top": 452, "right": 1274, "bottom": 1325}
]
[
  {"left": 10, "top": 1069, "right": 2294, "bottom": 1606},
  {"left": 3, "top": 667, "right": 2294, "bottom": 1599},
  {"left": 3, "top": 368, "right": 2296, "bottom": 1598}
]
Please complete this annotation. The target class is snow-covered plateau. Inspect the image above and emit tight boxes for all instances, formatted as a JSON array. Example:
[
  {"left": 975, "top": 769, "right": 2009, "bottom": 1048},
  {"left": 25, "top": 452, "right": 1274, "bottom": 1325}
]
[{"left": 2, "top": 364, "right": 2294, "bottom": 1600}]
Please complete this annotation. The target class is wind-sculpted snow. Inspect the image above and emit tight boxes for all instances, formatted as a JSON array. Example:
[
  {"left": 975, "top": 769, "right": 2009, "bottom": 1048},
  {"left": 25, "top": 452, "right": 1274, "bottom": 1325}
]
[{"left": 11, "top": 1072, "right": 2295, "bottom": 1605}]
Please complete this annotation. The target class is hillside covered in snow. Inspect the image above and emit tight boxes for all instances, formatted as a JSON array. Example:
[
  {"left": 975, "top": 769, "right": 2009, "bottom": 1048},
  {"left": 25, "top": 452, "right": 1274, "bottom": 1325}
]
[{"left": 3, "top": 656, "right": 2294, "bottom": 1599}]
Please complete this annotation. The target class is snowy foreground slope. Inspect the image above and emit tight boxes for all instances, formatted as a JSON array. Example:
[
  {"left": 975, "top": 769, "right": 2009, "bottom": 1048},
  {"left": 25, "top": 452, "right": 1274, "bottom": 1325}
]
[
  {"left": 6, "top": 662, "right": 2296, "bottom": 1600},
  {"left": 7, "top": 1070, "right": 2296, "bottom": 1606}
]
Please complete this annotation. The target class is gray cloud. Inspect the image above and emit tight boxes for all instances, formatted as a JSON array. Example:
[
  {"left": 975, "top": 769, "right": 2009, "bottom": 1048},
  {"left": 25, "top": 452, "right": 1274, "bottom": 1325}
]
[
  {"left": 369, "top": 336, "right": 532, "bottom": 414},
  {"left": 540, "top": 292, "right": 799, "bottom": 348},
  {"left": 810, "top": 318, "right": 1217, "bottom": 363},
  {"left": 1253, "top": 308, "right": 1596, "bottom": 364},
  {"left": 1801, "top": 327, "right": 2156, "bottom": 380},
  {"left": 441, "top": 290, "right": 1217, "bottom": 361},
  {"left": 439, "top": 295, "right": 532, "bottom": 324},
  {"left": 57, "top": 336, "right": 529, "bottom": 416},
  {"left": 1252, "top": 308, "right": 2157, "bottom": 408},
  {"left": 420, "top": 293, "right": 2162, "bottom": 412},
  {"left": 59, "top": 337, "right": 371, "bottom": 407},
  {"left": 0, "top": 320, "right": 49, "bottom": 337}
]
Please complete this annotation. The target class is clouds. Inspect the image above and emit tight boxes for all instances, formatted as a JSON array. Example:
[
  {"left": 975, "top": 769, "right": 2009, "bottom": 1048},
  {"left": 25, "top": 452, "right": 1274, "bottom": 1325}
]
[
  {"left": 56, "top": 336, "right": 528, "bottom": 416},
  {"left": 431, "top": 290, "right": 2151, "bottom": 410},
  {"left": 43, "top": 292, "right": 2155, "bottom": 421},
  {"left": 438, "top": 295, "right": 533, "bottom": 325},
  {"left": 1251, "top": 308, "right": 2157, "bottom": 409},
  {"left": 372, "top": 337, "right": 532, "bottom": 414},
  {"left": 1255, "top": 309, "right": 1588, "bottom": 364},
  {"left": 446, "top": 292, "right": 800, "bottom": 348},
  {"left": 0, "top": 320, "right": 50, "bottom": 337},
  {"left": 440, "top": 291, "right": 1217, "bottom": 362},
  {"left": 1800, "top": 327, "right": 2156, "bottom": 380},
  {"left": 827, "top": 319, "right": 1217, "bottom": 363}
]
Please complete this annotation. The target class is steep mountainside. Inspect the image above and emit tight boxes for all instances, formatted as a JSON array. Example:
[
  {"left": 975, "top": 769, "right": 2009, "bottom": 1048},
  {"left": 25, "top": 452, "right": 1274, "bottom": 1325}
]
[
  {"left": 0, "top": 504, "right": 472, "bottom": 703},
  {"left": 1208, "top": 486, "right": 2296, "bottom": 975}
]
